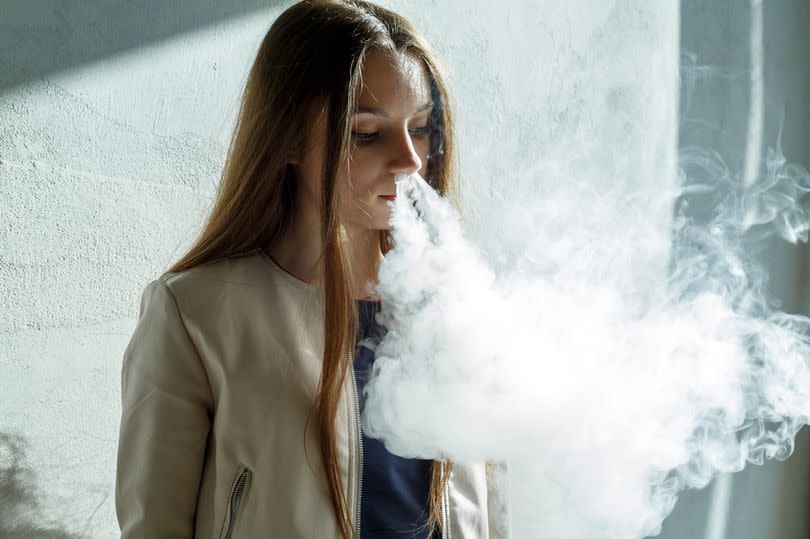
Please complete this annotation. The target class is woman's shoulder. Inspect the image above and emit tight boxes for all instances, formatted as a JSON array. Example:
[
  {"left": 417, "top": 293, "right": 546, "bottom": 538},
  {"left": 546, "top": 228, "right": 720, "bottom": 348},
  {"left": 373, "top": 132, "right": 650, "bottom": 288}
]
[
  {"left": 144, "top": 247, "right": 321, "bottom": 321},
  {"left": 158, "top": 248, "right": 269, "bottom": 293},
  {"left": 136, "top": 249, "right": 271, "bottom": 320}
]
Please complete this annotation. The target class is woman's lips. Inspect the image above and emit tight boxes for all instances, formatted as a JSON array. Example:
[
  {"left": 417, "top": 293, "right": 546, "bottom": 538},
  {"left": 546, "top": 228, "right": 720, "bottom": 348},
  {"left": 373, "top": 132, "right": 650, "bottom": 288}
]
[{"left": 380, "top": 195, "right": 396, "bottom": 200}]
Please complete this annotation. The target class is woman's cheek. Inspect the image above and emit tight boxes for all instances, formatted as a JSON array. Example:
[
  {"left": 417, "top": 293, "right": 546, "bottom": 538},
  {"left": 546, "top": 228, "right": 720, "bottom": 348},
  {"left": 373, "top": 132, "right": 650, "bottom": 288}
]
[{"left": 348, "top": 147, "right": 375, "bottom": 171}]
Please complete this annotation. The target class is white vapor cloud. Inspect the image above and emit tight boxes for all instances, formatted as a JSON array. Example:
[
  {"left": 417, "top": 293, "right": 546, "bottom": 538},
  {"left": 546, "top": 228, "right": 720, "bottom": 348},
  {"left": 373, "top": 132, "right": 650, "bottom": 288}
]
[{"left": 362, "top": 166, "right": 810, "bottom": 538}]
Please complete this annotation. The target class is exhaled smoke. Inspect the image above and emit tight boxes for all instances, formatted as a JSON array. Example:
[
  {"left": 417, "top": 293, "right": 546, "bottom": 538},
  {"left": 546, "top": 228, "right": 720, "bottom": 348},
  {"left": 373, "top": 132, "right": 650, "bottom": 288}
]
[{"left": 361, "top": 164, "right": 810, "bottom": 538}]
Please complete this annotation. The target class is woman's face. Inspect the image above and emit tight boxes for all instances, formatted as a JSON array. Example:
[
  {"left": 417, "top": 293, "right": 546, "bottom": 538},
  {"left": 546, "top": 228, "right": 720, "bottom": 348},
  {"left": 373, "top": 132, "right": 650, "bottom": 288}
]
[{"left": 297, "top": 49, "right": 433, "bottom": 231}]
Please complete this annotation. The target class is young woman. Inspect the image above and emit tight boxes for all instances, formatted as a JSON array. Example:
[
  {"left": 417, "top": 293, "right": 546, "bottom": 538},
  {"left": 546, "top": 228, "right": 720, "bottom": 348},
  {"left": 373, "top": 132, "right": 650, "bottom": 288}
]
[{"left": 116, "top": 1, "right": 504, "bottom": 537}]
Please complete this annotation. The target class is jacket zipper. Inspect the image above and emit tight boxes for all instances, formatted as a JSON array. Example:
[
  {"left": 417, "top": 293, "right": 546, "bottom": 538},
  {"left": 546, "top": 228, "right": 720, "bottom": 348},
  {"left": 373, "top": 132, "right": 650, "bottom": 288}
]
[
  {"left": 349, "top": 351, "right": 363, "bottom": 539},
  {"left": 224, "top": 467, "right": 249, "bottom": 539},
  {"left": 350, "top": 350, "right": 449, "bottom": 539}
]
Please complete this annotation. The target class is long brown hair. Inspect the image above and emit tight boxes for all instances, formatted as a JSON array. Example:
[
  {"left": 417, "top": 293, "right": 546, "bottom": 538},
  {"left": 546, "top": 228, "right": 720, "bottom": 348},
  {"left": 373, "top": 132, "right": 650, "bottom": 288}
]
[{"left": 168, "top": 1, "right": 458, "bottom": 536}]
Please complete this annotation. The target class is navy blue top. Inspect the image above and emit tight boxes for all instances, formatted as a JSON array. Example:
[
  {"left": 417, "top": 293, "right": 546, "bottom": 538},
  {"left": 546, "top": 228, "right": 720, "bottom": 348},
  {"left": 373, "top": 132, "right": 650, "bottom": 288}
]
[{"left": 354, "top": 300, "right": 440, "bottom": 539}]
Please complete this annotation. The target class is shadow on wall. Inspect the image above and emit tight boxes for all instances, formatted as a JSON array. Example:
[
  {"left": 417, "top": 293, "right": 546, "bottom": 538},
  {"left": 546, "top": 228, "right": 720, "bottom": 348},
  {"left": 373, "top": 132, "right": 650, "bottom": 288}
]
[
  {"left": 0, "top": 0, "right": 286, "bottom": 91},
  {"left": 0, "top": 432, "right": 85, "bottom": 539}
]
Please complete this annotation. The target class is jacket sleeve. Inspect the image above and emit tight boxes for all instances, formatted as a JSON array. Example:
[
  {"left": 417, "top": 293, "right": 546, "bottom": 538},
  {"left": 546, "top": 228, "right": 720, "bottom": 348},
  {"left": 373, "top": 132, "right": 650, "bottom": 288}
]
[
  {"left": 116, "top": 278, "right": 214, "bottom": 538},
  {"left": 485, "top": 460, "right": 512, "bottom": 539}
]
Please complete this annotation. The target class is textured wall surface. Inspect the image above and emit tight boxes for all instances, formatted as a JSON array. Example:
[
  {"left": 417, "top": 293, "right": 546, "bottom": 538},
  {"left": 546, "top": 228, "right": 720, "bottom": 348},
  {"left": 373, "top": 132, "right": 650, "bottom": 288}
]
[
  {"left": 0, "top": 7, "right": 286, "bottom": 536},
  {"left": 0, "top": 1, "right": 680, "bottom": 536}
]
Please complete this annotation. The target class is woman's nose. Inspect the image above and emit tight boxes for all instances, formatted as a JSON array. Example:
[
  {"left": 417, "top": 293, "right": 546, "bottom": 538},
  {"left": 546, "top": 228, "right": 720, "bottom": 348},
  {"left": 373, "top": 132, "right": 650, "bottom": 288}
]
[{"left": 386, "top": 129, "right": 422, "bottom": 175}]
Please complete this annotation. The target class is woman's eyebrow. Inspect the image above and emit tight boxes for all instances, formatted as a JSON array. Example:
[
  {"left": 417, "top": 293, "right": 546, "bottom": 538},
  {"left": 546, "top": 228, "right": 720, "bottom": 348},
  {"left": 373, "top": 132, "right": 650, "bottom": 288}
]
[{"left": 354, "top": 101, "right": 434, "bottom": 118}]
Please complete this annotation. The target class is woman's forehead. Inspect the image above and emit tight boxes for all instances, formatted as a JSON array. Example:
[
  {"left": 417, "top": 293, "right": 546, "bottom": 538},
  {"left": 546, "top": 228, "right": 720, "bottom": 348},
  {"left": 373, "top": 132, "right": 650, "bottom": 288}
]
[{"left": 355, "top": 50, "right": 431, "bottom": 116}]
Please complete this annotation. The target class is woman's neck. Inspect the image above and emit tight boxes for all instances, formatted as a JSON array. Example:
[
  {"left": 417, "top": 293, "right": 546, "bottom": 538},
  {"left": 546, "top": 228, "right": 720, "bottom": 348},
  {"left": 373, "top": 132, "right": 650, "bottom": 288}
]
[{"left": 268, "top": 206, "right": 383, "bottom": 301}]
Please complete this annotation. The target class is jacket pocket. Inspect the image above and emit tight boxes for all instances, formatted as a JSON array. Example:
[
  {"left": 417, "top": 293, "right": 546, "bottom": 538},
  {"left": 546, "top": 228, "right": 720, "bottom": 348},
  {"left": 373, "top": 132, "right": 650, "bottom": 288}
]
[{"left": 219, "top": 464, "right": 253, "bottom": 539}]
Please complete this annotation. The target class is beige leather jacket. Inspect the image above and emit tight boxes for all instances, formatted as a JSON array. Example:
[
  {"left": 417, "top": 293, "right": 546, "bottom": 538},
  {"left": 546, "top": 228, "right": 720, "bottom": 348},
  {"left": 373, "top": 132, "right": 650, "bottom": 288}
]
[{"left": 116, "top": 248, "right": 508, "bottom": 538}]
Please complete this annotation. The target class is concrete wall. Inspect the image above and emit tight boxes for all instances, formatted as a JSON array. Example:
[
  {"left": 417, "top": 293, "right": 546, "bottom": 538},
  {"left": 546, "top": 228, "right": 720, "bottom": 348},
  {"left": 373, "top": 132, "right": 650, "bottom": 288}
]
[{"left": 0, "top": 6, "right": 285, "bottom": 536}]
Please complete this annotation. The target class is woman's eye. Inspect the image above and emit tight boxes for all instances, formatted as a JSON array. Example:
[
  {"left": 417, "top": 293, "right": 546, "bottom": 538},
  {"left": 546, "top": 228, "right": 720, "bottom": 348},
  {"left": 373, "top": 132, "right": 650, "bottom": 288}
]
[
  {"left": 352, "top": 131, "right": 379, "bottom": 143},
  {"left": 351, "top": 126, "right": 430, "bottom": 145},
  {"left": 409, "top": 125, "right": 430, "bottom": 138}
]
